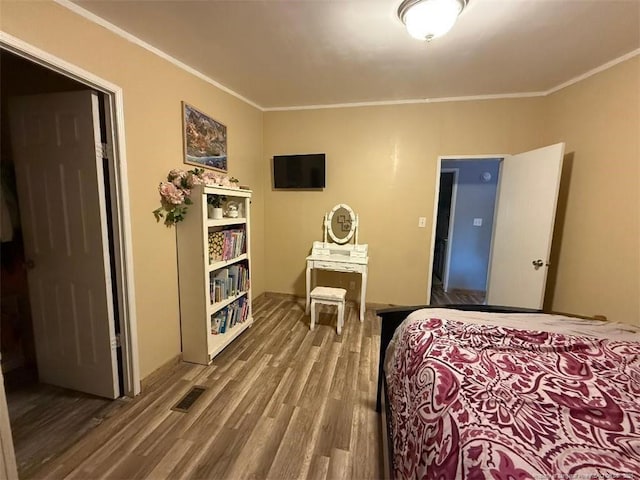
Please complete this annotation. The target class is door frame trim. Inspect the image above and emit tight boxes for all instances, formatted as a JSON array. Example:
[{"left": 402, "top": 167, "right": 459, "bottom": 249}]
[
  {"left": 0, "top": 365, "right": 17, "bottom": 480},
  {"left": 439, "top": 168, "right": 458, "bottom": 293},
  {"left": 0, "top": 32, "right": 141, "bottom": 397},
  {"left": 427, "top": 154, "right": 507, "bottom": 304}
]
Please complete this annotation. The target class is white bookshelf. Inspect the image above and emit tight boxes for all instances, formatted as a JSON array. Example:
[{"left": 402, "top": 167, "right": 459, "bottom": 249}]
[{"left": 177, "top": 184, "right": 253, "bottom": 365}]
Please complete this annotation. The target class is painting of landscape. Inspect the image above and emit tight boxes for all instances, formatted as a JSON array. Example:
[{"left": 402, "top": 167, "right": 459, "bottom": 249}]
[{"left": 183, "top": 102, "right": 227, "bottom": 172}]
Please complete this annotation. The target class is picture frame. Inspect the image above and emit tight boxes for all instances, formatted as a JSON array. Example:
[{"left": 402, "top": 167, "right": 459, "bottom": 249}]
[{"left": 182, "top": 102, "right": 227, "bottom": 172}]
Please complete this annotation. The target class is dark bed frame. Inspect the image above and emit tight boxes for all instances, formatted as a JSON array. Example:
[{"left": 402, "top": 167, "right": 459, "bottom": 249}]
[{"left": 376, "top": 304, "right": 542, "bottom": 479}]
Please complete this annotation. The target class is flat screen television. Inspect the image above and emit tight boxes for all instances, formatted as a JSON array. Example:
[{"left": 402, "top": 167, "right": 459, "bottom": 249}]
[{"left": 273, "top": 153, "right": 326, "bottom": 189}]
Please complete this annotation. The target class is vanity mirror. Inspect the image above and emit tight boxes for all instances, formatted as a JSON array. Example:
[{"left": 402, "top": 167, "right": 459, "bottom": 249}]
[
  {"left": 325, "top": 203, "right": 357, "bottom": 244},
  {"left": 308, "top": 203, "right": 369, "bottom": 322}
]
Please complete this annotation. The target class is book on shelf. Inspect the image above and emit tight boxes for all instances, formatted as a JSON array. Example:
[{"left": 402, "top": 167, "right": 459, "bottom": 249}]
[
  {"left": 208, "top": 231, "right": 225, "bottom": 263},
  {"left": 208, "top": 228, "right": 247, "bottom": 265},
  {"left": 211, "top": 315, "right": 222, "bottom": 335},
  {"left": 210, "top": 296, "right": 250, "bottom": 335},
  {"left": 209, "top": 264, "right": 250, "bottom": 304}
]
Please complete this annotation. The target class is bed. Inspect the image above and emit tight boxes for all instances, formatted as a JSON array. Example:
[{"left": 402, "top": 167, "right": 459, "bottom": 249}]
[{"left": 377, "top": 305, "right": 640, "bottom": 480}]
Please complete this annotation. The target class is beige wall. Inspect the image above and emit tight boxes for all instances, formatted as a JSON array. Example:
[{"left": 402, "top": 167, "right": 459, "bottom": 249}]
[
  {"left": 544, "top": 58, "right": 639, "bottom": 325},
  {"left": 264, "top": 99, "right": 547, "bottom": 306},
  {"left": 1, "top": 1, "right": 266, "bottom": 378},
  {"left": 264, "top": 58, "right": 640, "bottom": 326},
  {"left": 2, "top": 0, "right": 637, "bottom": 385}
]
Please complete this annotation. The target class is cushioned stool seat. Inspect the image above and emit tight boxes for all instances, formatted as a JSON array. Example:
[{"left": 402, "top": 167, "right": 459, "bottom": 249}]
[{"left": 310, "top": 286, "right": 347, "bottom": 334}]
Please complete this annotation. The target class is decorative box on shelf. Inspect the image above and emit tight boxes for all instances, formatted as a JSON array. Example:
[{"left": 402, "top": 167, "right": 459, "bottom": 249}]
[{"left": 176, "top": 184, "right": 253, "bottom": 364}]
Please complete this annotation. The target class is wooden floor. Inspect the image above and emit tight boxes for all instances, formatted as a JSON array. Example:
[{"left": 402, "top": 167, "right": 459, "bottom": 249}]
[
  {"left": 30, "top": 295, "right": 383, "bottom": 479},
  {"left": 430, "top": 283, "right": 485, "bottom": 306},
  {"left": 5, "top": 370, "right": 126, "bottom": 479}
]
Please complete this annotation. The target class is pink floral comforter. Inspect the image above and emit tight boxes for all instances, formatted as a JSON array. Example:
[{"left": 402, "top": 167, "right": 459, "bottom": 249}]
[{"left": 385, "top": 316, "right": 640, "bottom": 480}]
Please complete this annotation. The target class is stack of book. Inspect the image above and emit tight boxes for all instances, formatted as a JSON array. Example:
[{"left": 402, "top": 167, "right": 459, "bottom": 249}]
[
  {"left": 210, "top": 264, "right": 250, "bottom": 303},
  {"left": 210, "top": 297, "right": 249, "bottom": 335},
  {"left": 208, "top": 228, "right": 246, "bottom": 263}
]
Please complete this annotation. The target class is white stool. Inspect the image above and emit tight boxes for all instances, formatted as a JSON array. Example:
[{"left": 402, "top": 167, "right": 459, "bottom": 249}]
[{"left": 310, "top": 286, "right": 347, "bottom": 335}]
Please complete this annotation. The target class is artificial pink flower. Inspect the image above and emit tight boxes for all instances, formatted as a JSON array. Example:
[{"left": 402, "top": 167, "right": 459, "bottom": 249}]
[
  {"left": 201, "top": 172, "right": 220, "bottom": 185},
  {"left": 168, "top": 169, "right": 187, "bottom": 187},
  {"left": 159, "top": 181, "right": 185, "bottom": 205},
  {"left": 187, "top": 172, "right": 204, "bottom": 187},
  {"left": 153, "top": 168, "right": 242, "bottom": 226}
]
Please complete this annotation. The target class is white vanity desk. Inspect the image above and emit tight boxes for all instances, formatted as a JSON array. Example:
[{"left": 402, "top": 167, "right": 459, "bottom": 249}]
[{"left": 305, "top": 204, "right": 369, "bottom": 322}]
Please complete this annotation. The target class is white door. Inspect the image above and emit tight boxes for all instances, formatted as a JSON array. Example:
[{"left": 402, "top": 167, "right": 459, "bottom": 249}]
[
  {"left": 487, "top": 143, "right": 565, "bottom": 309},
  {"left": 9, "top": 91, "right": 120, "bottom": 399}
]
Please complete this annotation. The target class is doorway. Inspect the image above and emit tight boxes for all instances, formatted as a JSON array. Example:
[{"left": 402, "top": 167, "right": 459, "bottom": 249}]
[
  {"left": 0, "top": 39, "right": 138, "bottom": 476},
  {"left": 432, "top": 169, "right": 456, "bottom": 290},
  {"left": 429, "top": 158, "right": 501, "bottom": 306},
  {"left": 427, "top": 144, "right": 565, "bottom": 309},
  {"left": 0, "top": 49, "right": 122, "bottom": 478}
]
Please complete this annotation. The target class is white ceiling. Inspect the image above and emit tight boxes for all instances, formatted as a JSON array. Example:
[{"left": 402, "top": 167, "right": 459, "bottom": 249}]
[{"left": 69, "top": 0, "right": 640, "bottom": 110}]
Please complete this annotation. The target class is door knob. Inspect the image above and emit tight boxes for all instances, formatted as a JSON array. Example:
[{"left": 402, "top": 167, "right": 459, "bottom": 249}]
[{"left": 532, "top": 259, "right": 544, "bottom": 270}]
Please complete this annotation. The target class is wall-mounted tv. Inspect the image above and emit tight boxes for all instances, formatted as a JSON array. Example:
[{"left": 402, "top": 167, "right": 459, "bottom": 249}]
[{"left": 273, "top": 153, "right": 326, "bottom": 189}]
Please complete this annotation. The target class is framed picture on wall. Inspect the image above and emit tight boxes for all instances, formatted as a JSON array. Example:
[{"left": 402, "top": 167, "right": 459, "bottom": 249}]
[{"left": 182, "top": 102, "right": 227, "bottom": 172}]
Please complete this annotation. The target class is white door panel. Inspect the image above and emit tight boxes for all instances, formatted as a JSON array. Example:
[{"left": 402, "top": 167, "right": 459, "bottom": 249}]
[
  {"left": 9, "top": 91, "right": 119, "bottom": 399},
  {"left": 487, "top": 143, "right": 565, "bottom": 309}
]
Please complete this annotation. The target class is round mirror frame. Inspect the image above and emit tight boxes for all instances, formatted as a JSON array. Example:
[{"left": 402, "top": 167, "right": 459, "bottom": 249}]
[{"left": 327, "top": 203, "right": 356, "bottom": 244}]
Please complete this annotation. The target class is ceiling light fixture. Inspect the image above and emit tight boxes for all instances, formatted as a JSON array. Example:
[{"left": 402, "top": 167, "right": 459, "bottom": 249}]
[{"left": 398, "top": 0, "right": 468, "bottom": 41}]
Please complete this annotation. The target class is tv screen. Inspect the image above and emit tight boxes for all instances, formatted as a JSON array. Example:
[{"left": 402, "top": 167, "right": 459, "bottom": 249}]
[{"left": 273, "top": 153, "right": 326, "bottom": 189}]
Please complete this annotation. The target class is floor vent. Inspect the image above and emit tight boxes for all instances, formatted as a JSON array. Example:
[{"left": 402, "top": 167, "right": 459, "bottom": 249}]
[{"left": 171, "top": 386, "right": 206, "bottom": 413}]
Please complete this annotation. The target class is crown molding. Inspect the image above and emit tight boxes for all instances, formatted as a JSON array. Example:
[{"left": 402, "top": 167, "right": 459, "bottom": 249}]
[
  {"left": 265, "top": 48, "right": 639, "bottom": 111},
  {"left": 53, "top": 0, "right": 639, "bottom": 112},
  {"left": 264, "top": 91, "right": 545, "bottom": 112},
  {"left": 545, "top": 47, "right": 640, "bottom": 96},
  {"left": 53, "top": 0, "right": 263, "bottom": 111}
]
